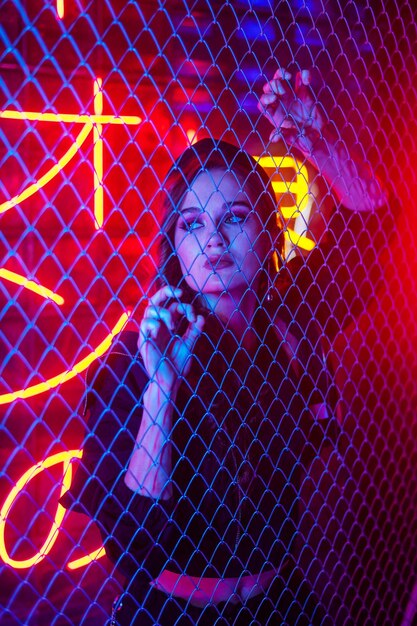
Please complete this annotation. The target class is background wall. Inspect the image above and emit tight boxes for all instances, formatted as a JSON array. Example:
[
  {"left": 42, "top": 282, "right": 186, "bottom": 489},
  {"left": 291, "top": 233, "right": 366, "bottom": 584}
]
[{"left": 1, "top": 1, "right": 417, "bottom": 624}]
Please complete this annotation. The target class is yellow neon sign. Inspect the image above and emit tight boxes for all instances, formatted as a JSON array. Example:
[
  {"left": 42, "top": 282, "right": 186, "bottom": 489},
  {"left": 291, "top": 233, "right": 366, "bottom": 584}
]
[
  {"left": 0, "top": 268, "right": 64, "bottom": 304},
  {"left": 0, "top": 311, "right": 130, "bottom": 405},
  {"left": 0, "top": 80, "right": 142, "bottom": 227},
  {"left": 0, "top": 450, "right": 107, "bottom": 570},
  {"left": 67, "top": 547, "right": 106, "bottom": 570},
  {"left": 259, "top": 155, "right": 310, "bottom": 217},
  {"left": 256, "top": 155, "right": 314, "bottom": 252},
  {"left": 0, "top": 450, "right": 83, "bottom": 568},
  {"left": 0, "top": 111, "right": 141, "bottom": 124},
  {"left": 0, "top": 123, "right": 91, "bottom": 215},
  {"left": 56, "top": 0, "right": 64, "bottom": 19},
  {"left": 93, "top": 78, "right": 104, "bottom": 229}
]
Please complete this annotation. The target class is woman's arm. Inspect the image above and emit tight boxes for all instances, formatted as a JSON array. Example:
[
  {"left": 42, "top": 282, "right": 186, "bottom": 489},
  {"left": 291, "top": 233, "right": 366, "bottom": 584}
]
[
  {"left": 259, "top": 67, "right": 393, "bottom": 334},
  {"left": 258, "top": 68, "right": 387, "bottom": 212},
  {"left": 125, "top": 381, "right": 177, "bottom": 500},
  {"left": 124, "top": 285, "right": 204, "bottom": 500}
]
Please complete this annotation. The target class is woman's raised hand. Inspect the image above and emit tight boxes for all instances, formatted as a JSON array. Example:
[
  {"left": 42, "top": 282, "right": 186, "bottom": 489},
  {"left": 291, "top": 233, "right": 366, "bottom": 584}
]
[
  {"left": 258, "top": 68, "right": 326, "bottom": 154},
  {"left": 259, "top": 67, "right": 386, "bottom": 211},
  {"left": 139, "top": 286, "right": 205, "bottom": 393}
]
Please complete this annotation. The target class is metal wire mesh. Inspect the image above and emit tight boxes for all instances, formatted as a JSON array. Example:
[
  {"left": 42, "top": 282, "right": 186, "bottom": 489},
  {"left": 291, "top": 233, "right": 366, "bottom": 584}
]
[{"left": 1, "top": 1, "right": 417, "bottom": 624}]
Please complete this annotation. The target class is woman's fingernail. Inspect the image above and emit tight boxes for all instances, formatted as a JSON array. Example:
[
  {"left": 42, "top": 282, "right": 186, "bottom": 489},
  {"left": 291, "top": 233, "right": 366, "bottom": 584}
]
[{"left": 301, "top": 69, "right": 310, "bottom": 84}]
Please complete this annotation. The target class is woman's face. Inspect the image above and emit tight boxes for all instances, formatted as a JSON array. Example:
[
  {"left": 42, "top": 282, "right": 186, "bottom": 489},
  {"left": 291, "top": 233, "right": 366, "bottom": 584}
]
[{"left": 174, "top": 168, "right": 269, "bottom": 302}]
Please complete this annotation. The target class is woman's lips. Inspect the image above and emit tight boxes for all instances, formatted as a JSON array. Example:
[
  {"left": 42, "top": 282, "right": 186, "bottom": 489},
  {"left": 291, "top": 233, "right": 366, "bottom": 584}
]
[{"left": 203, "top": 255, "right": 234, "bottom": 270}]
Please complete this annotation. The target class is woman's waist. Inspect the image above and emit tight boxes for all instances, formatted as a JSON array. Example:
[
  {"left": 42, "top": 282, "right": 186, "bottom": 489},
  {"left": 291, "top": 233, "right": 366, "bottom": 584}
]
[{"left": 150, "top": 561, "right": 290, "bottom": 608}]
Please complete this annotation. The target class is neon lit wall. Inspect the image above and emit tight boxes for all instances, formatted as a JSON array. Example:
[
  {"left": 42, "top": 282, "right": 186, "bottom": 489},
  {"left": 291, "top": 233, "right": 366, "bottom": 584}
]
[{"left": 2, "top": 1, "right": 417, "bottom": 624}]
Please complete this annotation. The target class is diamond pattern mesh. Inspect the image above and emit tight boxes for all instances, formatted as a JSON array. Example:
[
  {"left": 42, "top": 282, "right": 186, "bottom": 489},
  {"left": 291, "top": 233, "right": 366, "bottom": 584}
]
[{"left": 1, "top": 1, "right": 417, "bottom": 625}]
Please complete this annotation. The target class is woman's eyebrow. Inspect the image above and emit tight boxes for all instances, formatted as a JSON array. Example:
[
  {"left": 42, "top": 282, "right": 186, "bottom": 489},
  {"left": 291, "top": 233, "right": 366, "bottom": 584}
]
[
  {"left": 178, "top": 206, "right": 200, "bottom": 215},
  {"left": 178, "top": 199, "right": 252, "bottom": 215},
  {"left": 226, "top": 200, "right": 252, "bottom": 209}
]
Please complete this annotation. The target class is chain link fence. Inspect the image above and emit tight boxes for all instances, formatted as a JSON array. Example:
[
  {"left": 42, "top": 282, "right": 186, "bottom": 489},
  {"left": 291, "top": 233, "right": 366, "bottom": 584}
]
[{"left": 1, "top": 1, "right": 417, "bottom": 624}]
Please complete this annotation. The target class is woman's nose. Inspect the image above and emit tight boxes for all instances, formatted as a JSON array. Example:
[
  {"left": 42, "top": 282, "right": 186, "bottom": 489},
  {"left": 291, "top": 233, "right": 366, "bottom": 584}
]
[{"left": 206, "top": 227, "right": 226, "bottom": 248}]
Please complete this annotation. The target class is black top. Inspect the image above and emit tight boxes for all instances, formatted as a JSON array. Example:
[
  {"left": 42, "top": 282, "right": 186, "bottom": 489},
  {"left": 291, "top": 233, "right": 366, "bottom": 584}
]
[{"left": 61, "top": 205, "right": 386, "bottom": 583}]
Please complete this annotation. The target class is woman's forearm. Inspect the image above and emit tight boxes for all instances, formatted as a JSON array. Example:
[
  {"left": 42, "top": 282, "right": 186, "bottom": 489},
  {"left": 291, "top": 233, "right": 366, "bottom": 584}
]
[
  {"left": 259, "top": 69, "right": 387, "bottom": 213},
  {"left": 303, "top": 128, "right": 387, "bottom": 212},
  {"left": 124, "top": 381, "right": 177, "bottom": 500},
  {"left": 129, "top": 286, "right": 204, "bottom": 500}
]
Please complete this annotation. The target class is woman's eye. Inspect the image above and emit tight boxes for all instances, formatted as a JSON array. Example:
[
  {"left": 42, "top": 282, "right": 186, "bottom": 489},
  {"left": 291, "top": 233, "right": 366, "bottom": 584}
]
[
  {"left": 225, "top": 212, "right": 247, "bottom": 224},
  {"left": 178, "top": 219, "right": 202, "bottom": 232}
]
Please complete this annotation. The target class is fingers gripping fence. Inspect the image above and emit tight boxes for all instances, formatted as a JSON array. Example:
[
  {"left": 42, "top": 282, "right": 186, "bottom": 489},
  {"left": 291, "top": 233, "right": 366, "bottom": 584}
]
[{"left": 1, "top": 1, "right": 417, "bottom": 624}]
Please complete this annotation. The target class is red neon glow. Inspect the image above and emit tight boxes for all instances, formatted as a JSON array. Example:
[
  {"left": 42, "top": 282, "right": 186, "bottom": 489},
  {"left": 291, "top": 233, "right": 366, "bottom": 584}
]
[
  {"left": 0, "top": 268, "right": 64, "bottom": 304},
  {"left": 0, "top": 450, "right": 82, "bottom": 569},
  {"left": 0, "top": 311, "right": 131, "bottom": 405},
  {"left": 56, "top": 0, "right": 64, "bottom": 19}
]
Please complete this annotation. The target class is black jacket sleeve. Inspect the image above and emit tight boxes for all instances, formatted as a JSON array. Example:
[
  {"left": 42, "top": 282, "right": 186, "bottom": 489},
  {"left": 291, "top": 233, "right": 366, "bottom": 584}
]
[{"left": 60, "top": 330, "right": 175, "bottom": 579}]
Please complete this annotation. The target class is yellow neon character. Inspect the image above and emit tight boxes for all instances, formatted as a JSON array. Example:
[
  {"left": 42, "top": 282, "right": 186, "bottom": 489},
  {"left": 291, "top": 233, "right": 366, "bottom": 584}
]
[
  {"left": 0, "top": 450, "right": 106, "bottom": 570},
  {"left": 0, "top": 268, "right": 64, "bottom": 305},
  {"left": 0, "top": 80, "right": 139, "bottom": 404},
  {"left": 0, "top": 78, "right": 142, "bottom": 227},
  {"left": 67, "top": 546, "right": 106, "bottom": 570},
  {"left": 256, "top": 155, "right": 315, "bottom": 253},
  {"left": 56, "top": 0, "right": 64, "bottom": 19},
  {"left": 0, "top": 450, "right": 83, "bottom": 568}
]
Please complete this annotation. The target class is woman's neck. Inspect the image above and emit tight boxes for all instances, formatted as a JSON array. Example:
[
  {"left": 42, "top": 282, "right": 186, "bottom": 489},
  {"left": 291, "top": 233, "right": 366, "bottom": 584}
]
[{"left": 200, "top": 290, "right": 259, "bottom": 347}]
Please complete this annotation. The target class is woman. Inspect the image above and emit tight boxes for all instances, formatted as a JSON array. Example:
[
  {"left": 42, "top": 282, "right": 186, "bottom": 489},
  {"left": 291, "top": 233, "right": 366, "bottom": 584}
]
[{"left": 62, "top": 69, "right": 386, "bottom": 625}]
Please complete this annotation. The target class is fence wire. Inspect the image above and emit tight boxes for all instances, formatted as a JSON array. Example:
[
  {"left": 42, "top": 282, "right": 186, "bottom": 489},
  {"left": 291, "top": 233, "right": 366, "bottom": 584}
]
[{"left": 1, "top": 1, "right": 417, "bottom": 625}]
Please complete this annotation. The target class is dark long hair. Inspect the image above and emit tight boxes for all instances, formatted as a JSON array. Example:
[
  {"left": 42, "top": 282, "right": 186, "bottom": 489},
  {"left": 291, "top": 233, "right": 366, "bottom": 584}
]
[{"left": 157, "top": 137, "right": 283, "bottom": 305}]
